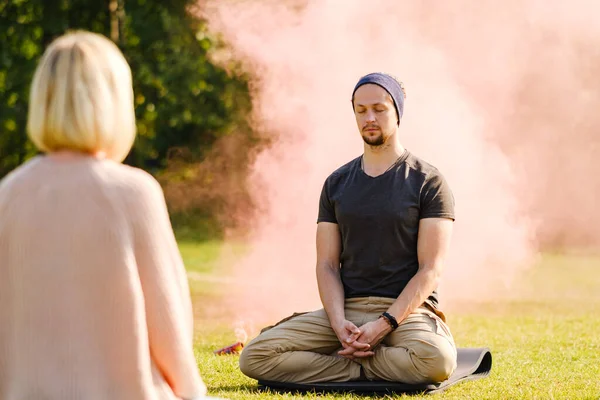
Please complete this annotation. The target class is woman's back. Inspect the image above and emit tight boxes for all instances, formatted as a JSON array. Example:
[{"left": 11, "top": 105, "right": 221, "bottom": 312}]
[
  {"left": 0, "top": 29, "right": 212, "bottom": 399},
  {"left": 0, "top": 155, "right": 197, "bottom": 399}
]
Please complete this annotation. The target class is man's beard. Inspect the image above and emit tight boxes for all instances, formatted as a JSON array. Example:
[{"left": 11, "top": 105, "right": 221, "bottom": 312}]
[{"left": 362, "top": 132, "right": 386, "bottom": 146}]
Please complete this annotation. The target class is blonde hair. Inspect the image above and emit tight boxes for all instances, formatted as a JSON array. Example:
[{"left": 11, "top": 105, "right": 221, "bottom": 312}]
[{"left": 27, "top": 31, "right": 136, "bottom": 162}]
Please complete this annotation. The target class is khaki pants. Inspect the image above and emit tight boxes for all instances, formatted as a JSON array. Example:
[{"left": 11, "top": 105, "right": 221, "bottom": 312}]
[{"left": 239, "top": 297, "right": 457, "bottom": 384}]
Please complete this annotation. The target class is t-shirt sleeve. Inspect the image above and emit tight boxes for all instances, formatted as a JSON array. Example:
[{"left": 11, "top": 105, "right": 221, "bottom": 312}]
[
  {"left": 420, "top": 171, "right": 455, "bottom": 220},
  {"left": 317, "top": 178, "right": 337, "bottom": 224}
]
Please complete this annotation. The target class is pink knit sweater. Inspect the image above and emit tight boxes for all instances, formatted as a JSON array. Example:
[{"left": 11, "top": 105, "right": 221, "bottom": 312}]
[{"left": 0, "top": 154, "right": 206, "bottom": 399}]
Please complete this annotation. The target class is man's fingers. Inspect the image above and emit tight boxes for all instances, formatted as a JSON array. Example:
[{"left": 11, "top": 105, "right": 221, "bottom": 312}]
[
  {"left": 348, "top": 333, "right": 361, "bottom": 342},
  {"left": 338, "top": 346, "right": 355, "bottom": 356},
  {"left": 342, "top": 339, "right": 370, "bottom": 350},
  {"left": 349, "top": 341, "right": 370, "bottom": 350},
  {"left": 352, "top": 350, "right": 375, "bottom": 358},
  {"left": 341, "top": 340, "right": 371, "bottom": 350},
  {"left": 345, "top": 321, "right": 360, "bottom": 333},
  {"left": 344, "top": 331, "right": 362, "bottom": 344},
  {"left": 346, "top": 327, "right": 361, "bottom": 342}
]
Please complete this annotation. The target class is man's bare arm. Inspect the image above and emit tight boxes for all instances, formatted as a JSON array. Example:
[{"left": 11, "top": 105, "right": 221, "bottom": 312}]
[
  {"left": 316, "top": 222, "right": 371, "bottom": 357},
  {"left": 387, "top": 218, "right": 453, "bottom": 322},
  {"left": 315, "top": 222, "right": 345, "bottom": 326}
]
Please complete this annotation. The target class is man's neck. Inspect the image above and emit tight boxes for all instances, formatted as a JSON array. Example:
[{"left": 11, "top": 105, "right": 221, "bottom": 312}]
[{"left": 362, "top": 134, "right": 405, "bottom": 177}]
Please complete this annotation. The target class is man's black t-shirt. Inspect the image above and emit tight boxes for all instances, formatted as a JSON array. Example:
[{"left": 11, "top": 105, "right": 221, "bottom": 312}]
[{"left": 317, "top": 150, "right": 455, "bottom": 306}]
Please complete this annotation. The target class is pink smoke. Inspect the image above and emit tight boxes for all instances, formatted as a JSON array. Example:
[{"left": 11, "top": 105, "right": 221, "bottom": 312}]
[{"left": 200, "top": 0, "right": 600, "bottom": 325}]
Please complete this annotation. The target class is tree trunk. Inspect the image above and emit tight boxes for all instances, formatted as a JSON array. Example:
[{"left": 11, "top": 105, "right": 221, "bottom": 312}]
[{"left": 109, "top": 0, "right": 124, "bottom": 43}]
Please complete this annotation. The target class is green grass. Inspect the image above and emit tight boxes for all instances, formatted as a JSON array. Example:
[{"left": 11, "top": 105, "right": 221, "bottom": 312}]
[
  {"left": 179, "top": 239, "right": 246, "bottom": 297},
  {"left": 182, "top": 245, "right": 600, "bottom": 400}
]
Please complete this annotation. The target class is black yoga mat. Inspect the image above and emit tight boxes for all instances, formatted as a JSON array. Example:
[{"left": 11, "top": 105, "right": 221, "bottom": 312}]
[{"left": 258, "top": 347, "right": 492, "bottom": 395}]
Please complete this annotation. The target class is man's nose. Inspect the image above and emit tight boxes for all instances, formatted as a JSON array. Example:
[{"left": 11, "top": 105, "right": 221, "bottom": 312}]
[{"left": 365, "top": 110, "right": 376, "bottom": 122}]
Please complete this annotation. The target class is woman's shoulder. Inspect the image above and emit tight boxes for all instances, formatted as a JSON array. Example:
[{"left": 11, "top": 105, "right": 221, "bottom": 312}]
[
  {"left": 106, "top": 162, "right": 162, "bottom": 193},
  {"left": 0, "top": 156, "right": 45, "bottom": 194},
  {"left": 0, "top": 154, "right": 167, "bottom": 206},
  {"left": 98, "top": 162, "right": 166, "bottom": 206},
  {"left": 1, "top": 156, "right": 163, "bottom": 198}
]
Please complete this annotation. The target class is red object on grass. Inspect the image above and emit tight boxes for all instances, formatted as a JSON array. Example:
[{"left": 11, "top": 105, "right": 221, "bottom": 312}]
[{"left": 213, "top": 341, "right": 244, "bottom": 355}]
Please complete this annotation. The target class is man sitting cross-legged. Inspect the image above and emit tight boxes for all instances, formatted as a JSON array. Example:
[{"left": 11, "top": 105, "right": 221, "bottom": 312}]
[{"left": 239, "top": 72, "right": 457, "bottom": 384}]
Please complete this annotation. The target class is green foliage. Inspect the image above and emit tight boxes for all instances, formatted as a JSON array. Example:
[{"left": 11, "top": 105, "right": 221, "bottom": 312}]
[
  {"left": 171, "top": 208, "right": 224, "bottom": 242},
  {"left": 0, "top": 0, "right": 251, "bottom": 177},
  {"left": 121, "top": 0, "right": 251, "bottom": 170},
  {"left": 0, "top": 0, "right": 111, "bottom": 177}
]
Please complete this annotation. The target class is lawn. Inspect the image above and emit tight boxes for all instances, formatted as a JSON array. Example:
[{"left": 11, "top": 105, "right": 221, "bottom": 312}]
[{"left": 181, "top": 242, "right": 600, "bottom": 400}]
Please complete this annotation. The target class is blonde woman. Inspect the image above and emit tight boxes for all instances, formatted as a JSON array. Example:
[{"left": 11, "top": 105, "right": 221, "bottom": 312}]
[{"left": 0, "top": 31, "right": 222, "bottom": 400}]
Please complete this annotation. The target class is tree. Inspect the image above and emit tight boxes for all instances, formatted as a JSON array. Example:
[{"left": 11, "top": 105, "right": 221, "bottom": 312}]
[{"left": 0, "top": 0, "right": 251, "bottom": 177}]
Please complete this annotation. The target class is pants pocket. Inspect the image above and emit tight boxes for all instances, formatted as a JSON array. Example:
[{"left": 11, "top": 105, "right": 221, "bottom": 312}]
[{"left": 424, "top": 312, "right": 455, "bottom": 344}]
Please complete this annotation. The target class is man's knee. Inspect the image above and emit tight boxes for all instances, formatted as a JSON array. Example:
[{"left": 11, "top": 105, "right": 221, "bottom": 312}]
[
  {"left": 238, "top": 341, "right": 273, "bottom": 380},
  {"left": 238, "top": 346, "right": 253, "bottom": 378},
  {"left": 413, "top": 340, "right": 456, "bottom": 383},
  {"left": 421, "top": 350, "right": 456, "bottom": 382}
]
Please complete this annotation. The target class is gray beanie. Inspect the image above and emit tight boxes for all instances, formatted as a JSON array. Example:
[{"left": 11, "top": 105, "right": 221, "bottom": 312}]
[{"left": 351, "top": 72, "right": 404, "bottom": 124}]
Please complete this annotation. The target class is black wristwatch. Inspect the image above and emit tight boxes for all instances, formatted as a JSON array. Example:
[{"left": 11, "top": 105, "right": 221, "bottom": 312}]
[{"left": 379, "top": 311, "right": 399, "bottom": 330}]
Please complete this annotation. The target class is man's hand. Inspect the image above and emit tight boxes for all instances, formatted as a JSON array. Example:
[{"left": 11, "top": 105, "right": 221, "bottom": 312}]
[
  {"left": 358, "top": 318, "right": 393, "bottom": 348},
  {"left": 332, "top": 319, "right": 373, "bottom": 360},
  {"left": 338, "top": 317, "right": 392, "bottom": 359}
]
